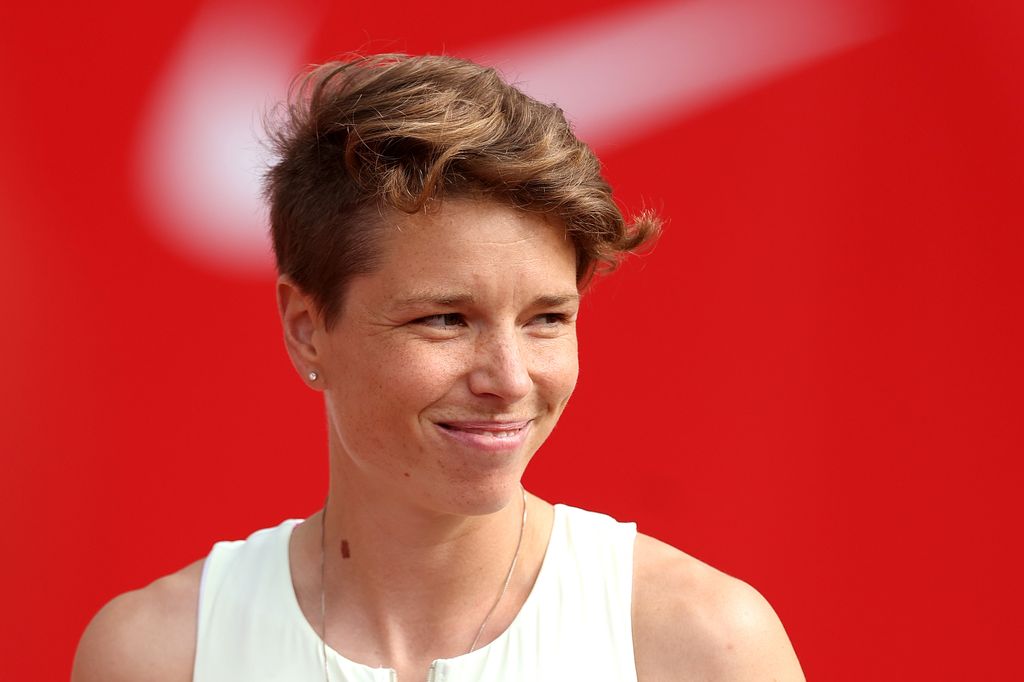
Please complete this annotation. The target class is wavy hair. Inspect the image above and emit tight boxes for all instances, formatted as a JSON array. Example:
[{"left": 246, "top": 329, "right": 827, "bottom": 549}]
[{"left": 264, "top": 53, "right": 660, "bottom": 328}]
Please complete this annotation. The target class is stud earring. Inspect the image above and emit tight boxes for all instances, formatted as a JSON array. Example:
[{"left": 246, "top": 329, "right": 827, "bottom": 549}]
[{"left": 308, "top": 370, "right": 319, "bottom": 381}]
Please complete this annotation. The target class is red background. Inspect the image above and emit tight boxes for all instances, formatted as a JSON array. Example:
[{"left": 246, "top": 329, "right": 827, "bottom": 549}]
[{"left": 3, "top": 0, "right": 1022, "bottom": 678}]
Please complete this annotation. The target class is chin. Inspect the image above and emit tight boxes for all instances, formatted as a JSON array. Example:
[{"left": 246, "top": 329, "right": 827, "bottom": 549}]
[{"left": 437, "top": 474, "right": 526, "bottom": 518}]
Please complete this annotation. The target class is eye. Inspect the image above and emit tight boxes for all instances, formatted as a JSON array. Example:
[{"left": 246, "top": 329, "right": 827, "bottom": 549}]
[
  {"left": 530, "top": 312, "right": 571, "bottom": 327},
  {"left": 413, "top": 313, "right": 467, "bottom": 329}
]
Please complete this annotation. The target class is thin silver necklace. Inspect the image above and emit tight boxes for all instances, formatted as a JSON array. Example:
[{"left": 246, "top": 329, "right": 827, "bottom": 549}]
[{"left": 318, "top": 488, "right": 528, "bottom": 680}]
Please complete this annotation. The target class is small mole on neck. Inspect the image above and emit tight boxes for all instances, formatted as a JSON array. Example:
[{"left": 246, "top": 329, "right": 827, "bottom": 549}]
[{"left": 340, "top": 539, "right": 351, "bottom": 559}]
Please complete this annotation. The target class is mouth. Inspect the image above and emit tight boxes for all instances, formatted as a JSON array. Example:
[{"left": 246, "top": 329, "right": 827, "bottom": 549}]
[{"left": 434, "top": 420, "right": 533, "bottom": 450}]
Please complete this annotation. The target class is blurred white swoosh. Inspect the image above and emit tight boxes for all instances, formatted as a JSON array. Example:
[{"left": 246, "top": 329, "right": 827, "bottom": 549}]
[
  {"left": 136, "top": 0, "right": 892, "bottom": 272},
  {"left": 136, "top": 1, "right": 321, "bottom": 271},
  {"left": 473, "top": 0, "right": 890, "bottom": 147}
]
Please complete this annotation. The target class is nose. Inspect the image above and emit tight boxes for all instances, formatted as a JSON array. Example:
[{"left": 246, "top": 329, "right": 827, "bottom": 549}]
[{"left": 467, "top": 328, "right": 533, "bottom": 403}]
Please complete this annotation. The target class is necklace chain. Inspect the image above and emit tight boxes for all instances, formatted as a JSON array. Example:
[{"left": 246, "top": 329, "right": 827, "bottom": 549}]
[{"left": 318, "top": 489, "right": 528, "bottom": 680}]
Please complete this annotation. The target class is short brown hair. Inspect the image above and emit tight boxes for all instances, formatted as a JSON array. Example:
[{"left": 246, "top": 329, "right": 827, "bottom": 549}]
[{"left": 264, "top": 53, "right": 660, "bottom": 328}]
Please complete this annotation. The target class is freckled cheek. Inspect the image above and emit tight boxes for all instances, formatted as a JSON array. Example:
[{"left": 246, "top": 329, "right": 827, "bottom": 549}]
[
  {"left": 331, "top": 345, "right": 468, "bottom": 464},
  {"left": 532, "top": 340, "right": 580, "bottom": 407},
  {"left": 367, "top": 342, "right": 472, "bottom": 410}
]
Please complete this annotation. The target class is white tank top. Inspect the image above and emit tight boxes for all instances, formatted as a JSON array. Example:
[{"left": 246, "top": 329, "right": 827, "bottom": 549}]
[{"left": 193, "top": 504, "right": 638, "bottom": 681}]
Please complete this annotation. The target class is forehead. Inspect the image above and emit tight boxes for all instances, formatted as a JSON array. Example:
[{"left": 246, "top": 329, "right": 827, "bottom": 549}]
[{"left": 367, "top": 199, "right": 578, "bottom": 293}]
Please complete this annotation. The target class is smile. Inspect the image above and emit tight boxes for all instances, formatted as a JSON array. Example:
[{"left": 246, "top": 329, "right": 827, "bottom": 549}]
[{"left": 435, "top": 420, "right": 532, "bottom": 451}]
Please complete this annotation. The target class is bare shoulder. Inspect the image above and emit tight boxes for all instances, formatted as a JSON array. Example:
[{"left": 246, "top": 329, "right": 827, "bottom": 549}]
[
  {"left": 632, "top": 534, "right": 805, "bottom": 682},
  {"left": 71, "top": 559, "right": 205, "bottom": 682}
]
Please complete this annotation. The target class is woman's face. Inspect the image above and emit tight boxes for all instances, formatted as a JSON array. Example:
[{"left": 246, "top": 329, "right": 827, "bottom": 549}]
[{"left": 314, "top": 198, "right": 580, "bottom": 515}]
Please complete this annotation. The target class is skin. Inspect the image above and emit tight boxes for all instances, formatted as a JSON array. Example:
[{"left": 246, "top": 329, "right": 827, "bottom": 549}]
[{"left": 72, "top": 199, "right": 804, "bottom": 682}]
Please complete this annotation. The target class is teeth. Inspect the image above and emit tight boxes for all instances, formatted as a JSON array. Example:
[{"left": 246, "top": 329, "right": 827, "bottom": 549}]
[
  {"left": 440, "top": 423, "right": 526, "bottom": 439},
  {"left": 458, "top": 428, "right": 519, "bottom": 438}
]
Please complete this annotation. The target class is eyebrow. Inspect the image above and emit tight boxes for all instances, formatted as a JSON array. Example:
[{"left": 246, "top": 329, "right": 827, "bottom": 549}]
[
  {"left": 391, "top": 291, "right": 476, "bottom": 309},
  {"left": 391, "top": 291, "right": 580, "bottom": 309},
  {"left": 532, "top": 293, "right": 581, "bottom": 307}
]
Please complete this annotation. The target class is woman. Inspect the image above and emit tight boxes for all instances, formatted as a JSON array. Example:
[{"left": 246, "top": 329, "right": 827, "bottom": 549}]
[{"left": 73, "top": 54, "right": 804, "bottom": 681}]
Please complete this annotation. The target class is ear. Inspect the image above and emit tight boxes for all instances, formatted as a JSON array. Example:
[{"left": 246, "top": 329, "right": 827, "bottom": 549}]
[{"left": 277, "top": 275, "right": 325, "bottom": 390}]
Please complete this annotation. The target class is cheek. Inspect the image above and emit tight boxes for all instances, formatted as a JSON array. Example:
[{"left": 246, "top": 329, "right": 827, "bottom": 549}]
[
  {"left": 533, "top": 337, "right": 580, "bottom": 406},
  {"left": 326, "top": 340, "right": 470, "bottom": 468},
  {"left": 336, "top": 338, "right": 469, "bottom": 422}
]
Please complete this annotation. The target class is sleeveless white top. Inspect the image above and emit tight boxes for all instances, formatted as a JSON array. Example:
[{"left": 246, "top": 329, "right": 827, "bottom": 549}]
[{"left": 193, "top": 504, "right": 638, "bottom": 681}]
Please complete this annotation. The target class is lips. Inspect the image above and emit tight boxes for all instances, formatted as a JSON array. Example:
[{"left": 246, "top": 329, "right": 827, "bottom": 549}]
[{"left": 434, "top": 420, "right": 533, "bottom": 451}]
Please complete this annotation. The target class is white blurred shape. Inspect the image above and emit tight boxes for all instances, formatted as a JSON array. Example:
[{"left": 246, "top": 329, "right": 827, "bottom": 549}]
[
  {"left": 137, "top": 1, "right": 319, "bottom": 272},
  {"left": 473, "top": 0, "right": 891, "bottom": 147},
  {"left": 137, "top": 0, "right": 890, "bottom": 273}
]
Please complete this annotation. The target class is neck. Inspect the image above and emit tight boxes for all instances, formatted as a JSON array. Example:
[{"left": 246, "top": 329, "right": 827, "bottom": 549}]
[
  {"left": 294, "top": 446, "right": 549, "bottom": 668},
  {"left": 325, "top": 475, "right": 525, "bottom": 617}
]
